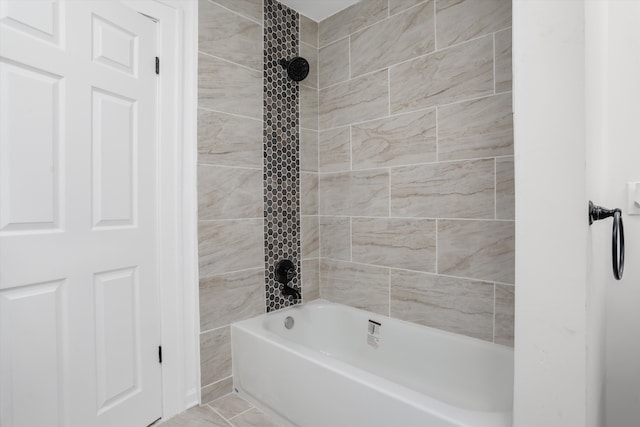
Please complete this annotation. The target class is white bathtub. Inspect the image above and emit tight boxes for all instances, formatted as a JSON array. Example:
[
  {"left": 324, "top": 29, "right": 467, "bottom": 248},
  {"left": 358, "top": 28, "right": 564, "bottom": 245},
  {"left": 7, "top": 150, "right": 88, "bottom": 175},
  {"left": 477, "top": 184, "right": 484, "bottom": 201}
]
[{"left": 231, "top": 300, "right": 513, "bottom": 427}]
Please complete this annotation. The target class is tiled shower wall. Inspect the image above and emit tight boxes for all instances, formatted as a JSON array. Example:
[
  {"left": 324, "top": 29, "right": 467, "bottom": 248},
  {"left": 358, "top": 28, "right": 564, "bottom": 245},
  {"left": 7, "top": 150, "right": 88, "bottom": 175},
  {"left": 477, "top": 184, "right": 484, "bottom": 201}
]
[
  {"left": 313, "top": 0, "right": 515, "bottom": 346},
  {"left": 197, "top": 0, "right": 514, "bottom": 403},
  {"left": 197, "top": 0, "right": 265, "bottom": 402}
]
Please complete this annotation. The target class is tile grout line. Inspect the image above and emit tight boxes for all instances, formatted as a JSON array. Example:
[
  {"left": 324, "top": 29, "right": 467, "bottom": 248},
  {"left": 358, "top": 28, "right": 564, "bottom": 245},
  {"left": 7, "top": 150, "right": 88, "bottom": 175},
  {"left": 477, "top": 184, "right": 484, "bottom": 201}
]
[
  {"left": 344, "top": 30, "right": 500, "bottom": 83},
  {"left": 493, "top": 31, "right": 497, "bottom": 94},
  {"left": 198, "top": 163, "right": 262, "bottom": 171},
  {"left": 435, "top": 105, "right": 439, "bottom": 162},
  {"left": 312, "top": 154, "right": 514, "bottom": 174},
  {"left": 388, "top": 167, "right": 392, "bottom": 218},
  {"left": 494, "top": 158, "right": 498, "bottom": 219},
  {"left": 306, "top": 214, "right": 514, "bottom": 222},
  {"left": 199, "top": 217, "right": 264, "bottom": 223},
  {"left": 320, "top": 256, "right": 512, "bottom": 286},
  {"left": 204, "top": 404, "right": 235, "bottom": 426},
  {"left": 435, "top": 218, "right": 439, "bottom": 274},
  {"left": 387, "top": 68, "right": 391, "bottom": 115},
  {"left": 197, "top": 106, "right": 264, "bottom": 122},
  {"left": 199, "top": 323, "right": 232, "bottom": 335},
  {"left": 198, "top": 50, "right": 263, "bottom": 74},
  {"left": 207, "top": 0, "right": 263, "bottom": 26},
  {"left": 347, "top": 35, "right": 352, "bottom": 80},
  {"left": 200, "top": 375, "right": 233, "bottom": 392},
  {"left": 227, "top": 405, "right": 257, "bottom": 422},
  {"left": 433, "top": 0, "right": 437, "bottom": 50},
  {"left": 308, "top": 214, "right": 514, "bottom": 224},
  {"left": 493, "top": 282, "right": 497, "bottom": 343},
  {"left": 316, "top": 90, "right": 513, "bottom": 131},
  {"left": 318, "top": 0, "right": 430, "bottom": 50},
  {"left": 388, "top": 267, "right": 391, "bottom": 317}
]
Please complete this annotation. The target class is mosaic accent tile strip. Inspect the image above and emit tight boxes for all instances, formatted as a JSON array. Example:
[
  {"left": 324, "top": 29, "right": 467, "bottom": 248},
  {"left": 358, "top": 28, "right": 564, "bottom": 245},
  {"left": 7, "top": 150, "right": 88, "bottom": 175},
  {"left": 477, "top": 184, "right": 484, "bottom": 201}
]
[{"left": 263, "top": 0, "right": 301, "bottom": 311}]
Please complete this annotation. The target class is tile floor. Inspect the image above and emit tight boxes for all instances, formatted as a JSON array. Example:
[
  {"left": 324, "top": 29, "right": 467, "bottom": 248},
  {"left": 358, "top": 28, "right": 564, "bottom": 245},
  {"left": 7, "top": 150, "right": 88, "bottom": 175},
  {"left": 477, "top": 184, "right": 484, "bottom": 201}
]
[{"left": 160, "top": 393, "right": 284, "bottom": 427}]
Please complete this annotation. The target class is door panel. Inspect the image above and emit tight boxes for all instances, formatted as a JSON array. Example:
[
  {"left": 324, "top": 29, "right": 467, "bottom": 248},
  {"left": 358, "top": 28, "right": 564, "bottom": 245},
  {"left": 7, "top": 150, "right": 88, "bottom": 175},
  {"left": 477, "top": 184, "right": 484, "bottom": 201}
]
[
  {"left": 0, "top": 0, "right": 62, "bottom": 46},
  {"left": 92, "top": 88, "right": 136, "bottom": 228},
  {"left": 94, "top": 267, "right": 140, "bottom": 413},
  {"left": 0, "top": 280, "right": 65, "bottom": 427},
  {"left": 0, "top": 1, "right": 161, "bottom": 426},
  {"left": 0, "top": 60, "right": 63, "bottom": 233}
]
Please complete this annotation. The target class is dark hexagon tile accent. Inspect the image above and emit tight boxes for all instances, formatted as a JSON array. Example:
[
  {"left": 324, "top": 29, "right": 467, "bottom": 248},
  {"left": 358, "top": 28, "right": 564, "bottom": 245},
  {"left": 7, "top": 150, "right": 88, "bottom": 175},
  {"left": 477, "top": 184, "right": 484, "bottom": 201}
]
[{"left": 263, "top": 0, "right": 301, "bottom": 312}]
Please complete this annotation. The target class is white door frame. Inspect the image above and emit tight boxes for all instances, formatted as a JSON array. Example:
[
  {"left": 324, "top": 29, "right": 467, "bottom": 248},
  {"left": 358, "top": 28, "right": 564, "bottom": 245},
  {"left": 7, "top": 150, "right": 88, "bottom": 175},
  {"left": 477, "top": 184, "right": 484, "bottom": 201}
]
[{"left": 121, "top": 0, "right": 199, "bottom": 419}]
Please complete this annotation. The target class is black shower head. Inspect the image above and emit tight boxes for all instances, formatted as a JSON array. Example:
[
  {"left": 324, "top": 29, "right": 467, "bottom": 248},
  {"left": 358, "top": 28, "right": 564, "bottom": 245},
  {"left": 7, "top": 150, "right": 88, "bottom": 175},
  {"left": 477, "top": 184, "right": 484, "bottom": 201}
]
[{"left": 280, "top": 57, "right": 309, "bottom": 82}]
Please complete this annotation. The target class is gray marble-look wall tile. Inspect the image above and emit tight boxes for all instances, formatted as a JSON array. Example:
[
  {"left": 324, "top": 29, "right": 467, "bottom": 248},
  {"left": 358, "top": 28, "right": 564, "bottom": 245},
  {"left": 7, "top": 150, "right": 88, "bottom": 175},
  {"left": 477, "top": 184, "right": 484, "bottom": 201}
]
[
  {"left": 198, "top": 109, "right": 263, "bottom": 168},
  {"left": 319, "top": 69, "right": 389, "bottom": 129},
  {"left": 496, "top": 156, "right": 515, "bottom": 220},
  {"left": 495, "top": 283, "right": 515, "bottom": 346},
  {"left": 391, "top": 159, "right": 495, "bottom": 219},
  {"left": 300, "top": 14, "right": 318, "bottom": 47},
  {"left": 351, "top": 109, "right": 436, "bottom": 169},
  {"left": 300, "top": 84, "right": 318, "bottom": 130},
  {"left": 198, "top": 219, "right": 264, "bottom": 277},
  {"left": 390, "top": 36, "right": 493, "bottom": 114},
  {"left": 201, "top": 377, "right": 233, "bottom": 404},
  {"left": 302, "top": 258, "right": 320, "bottom": 301},
  {"left": 318, "top": 0, "right": 387, "bottom": 47},
  {"left": 199, "top": 0, "right": 262, "bottom": 71},
  {"left": 389, "top": 0, "right": 426, "bottom": 15},
  {"left": 200, "top": 326, "right": 231, "bottom": 386},
  {"left": 319, "top": 126, "right": 350, "bottom": 172},
  {"left": 495, "top": 28, "right": 512, "bottom": 93},
  {"left": 198, "top": 166, "right": 262, "bottom": 220},
  {"left": 390, "top": 270, "right": 494, "bottom": 341},
  {"left": 210, "top": 0, "right": 262, "bottom": 23},
  {"left": 352, "top": 218, "right": 436, "bottom": 272},
  {"left": 319, "top": 170, "right": 389, "bottom": 216},
  {"left": 437, "top": 93, "right": 513, "bottom": 161},
  {"left": 300, "top": 129, "right": 319, "bottom": 172},
  {"left": 301, "top": 172, "right": 318, "bottom": 215},
  {"left": 319, "top": 37, "right": 350, "bottom": 89},
  {"left": 198, "top": 53, "right": 262, "bottom": 119},
  {"left": 350, "top": 1, "right": 434, "bottom": 77},
  {"left": 300, "top": 41, "right": 318, "bottom": 89},
  {"left": 320, "top": 259, "right": 389, "bottom": 315},
  {"left": 319, "top": 216, "right": 351, "bottom": 261},
  {"left": 436, "top": 0, "right": 512, "bottom": 50},
  {"left": 199, "top": 267, "right": 265, "bottom": 331},
  {"left": 301, "top": 215, "right": 319, "bottom": 258},
  {"left": 438, "top": 219, "right": 515, "bottom": 284}
]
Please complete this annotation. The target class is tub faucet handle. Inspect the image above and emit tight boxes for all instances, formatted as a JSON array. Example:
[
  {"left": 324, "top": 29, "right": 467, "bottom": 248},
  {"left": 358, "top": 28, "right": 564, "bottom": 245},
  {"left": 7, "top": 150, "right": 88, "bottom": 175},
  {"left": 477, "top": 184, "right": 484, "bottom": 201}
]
[
  {"left": 275, "top": 260, "right": 301, "bottom": 300},
  {"left": 275, "top": 260, "right": 295, "bottom": 284}
]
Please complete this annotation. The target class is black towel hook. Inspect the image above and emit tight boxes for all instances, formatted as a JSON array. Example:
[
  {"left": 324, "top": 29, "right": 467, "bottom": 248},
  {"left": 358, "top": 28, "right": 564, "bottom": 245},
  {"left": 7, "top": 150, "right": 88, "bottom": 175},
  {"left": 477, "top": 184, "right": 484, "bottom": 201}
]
[{"left": 589, "top": 201, "right": 625, "bottom": 280}]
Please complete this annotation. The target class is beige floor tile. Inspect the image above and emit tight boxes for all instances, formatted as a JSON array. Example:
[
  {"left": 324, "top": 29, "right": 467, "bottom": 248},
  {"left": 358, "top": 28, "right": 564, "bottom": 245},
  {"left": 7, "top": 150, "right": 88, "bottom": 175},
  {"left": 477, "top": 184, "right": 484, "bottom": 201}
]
[
  {"left": 230, "top": 408, "right": 284, "bottom": 427},
  {"left": 209, "top": 394, "right": 254, "bottom": 420},
  {"left": 162, "top": 405, "right": 231, "bottom": 427}
]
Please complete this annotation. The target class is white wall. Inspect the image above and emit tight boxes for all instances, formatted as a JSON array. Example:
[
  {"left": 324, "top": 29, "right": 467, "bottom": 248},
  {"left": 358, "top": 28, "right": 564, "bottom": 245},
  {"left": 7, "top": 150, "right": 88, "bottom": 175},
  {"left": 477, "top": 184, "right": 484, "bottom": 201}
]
[
  {"left": 585, "top": 2, "right": 609, "bottom": 426},
  {"left": 513, "top": 0, "right": 593, "bottom": 425},
  {"left": 604, "top": 2, "right": 640, "bottom": 425}
]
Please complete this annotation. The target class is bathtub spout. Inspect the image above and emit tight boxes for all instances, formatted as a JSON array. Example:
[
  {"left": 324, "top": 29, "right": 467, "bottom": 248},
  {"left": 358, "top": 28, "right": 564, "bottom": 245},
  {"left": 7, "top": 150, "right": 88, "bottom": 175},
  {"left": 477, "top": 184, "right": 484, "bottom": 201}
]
[{"left": 282, "top": 284, "right": 301, "bottom": 300}]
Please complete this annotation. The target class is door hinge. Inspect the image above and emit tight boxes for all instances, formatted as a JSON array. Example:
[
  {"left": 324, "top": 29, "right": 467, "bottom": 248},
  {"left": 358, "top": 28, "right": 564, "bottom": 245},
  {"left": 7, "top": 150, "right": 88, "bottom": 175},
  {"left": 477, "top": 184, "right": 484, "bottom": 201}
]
[
  {"left": 158, "top": 346, "right": 162, "bottom": 364},
  {"left": 155, "top": 57, "right": 159, "bottom": 75}
]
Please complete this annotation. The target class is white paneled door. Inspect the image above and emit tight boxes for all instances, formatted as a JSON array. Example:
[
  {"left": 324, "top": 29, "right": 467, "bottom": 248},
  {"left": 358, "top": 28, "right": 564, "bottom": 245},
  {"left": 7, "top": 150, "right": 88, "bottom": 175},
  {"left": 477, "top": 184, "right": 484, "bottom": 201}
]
[{"left": 0, "top": 1, "right": 162, "bottom": 426}]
